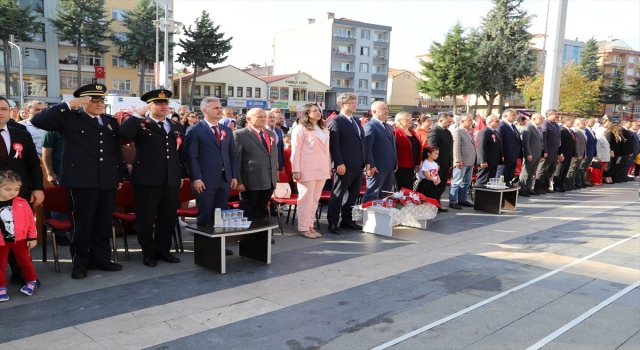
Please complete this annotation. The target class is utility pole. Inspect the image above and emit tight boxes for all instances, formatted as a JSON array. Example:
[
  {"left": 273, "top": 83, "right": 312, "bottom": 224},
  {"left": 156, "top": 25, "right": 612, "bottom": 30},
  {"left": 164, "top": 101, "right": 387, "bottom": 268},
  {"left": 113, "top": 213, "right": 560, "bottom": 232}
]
[
  {"left": 541, "top": 0, "right": 568, "bottom": 113},
  {"left": 8, "top": 35, "right": 23, "bottom": 107}
]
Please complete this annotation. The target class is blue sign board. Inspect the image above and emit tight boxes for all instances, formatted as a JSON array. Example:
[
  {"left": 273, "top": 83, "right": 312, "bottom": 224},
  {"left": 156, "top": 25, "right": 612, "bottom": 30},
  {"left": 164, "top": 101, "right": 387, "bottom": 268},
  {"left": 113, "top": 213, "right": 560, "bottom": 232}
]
[{"left": 246, "top": 100, "right": 267, "bottom": 108}]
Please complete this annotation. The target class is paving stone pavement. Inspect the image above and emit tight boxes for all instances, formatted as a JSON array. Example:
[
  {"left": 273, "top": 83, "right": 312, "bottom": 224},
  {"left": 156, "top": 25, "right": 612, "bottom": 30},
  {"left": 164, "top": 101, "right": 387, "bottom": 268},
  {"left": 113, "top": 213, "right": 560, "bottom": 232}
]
[{"left": 0, "top": 182, "right": 638, "bottom": 350}]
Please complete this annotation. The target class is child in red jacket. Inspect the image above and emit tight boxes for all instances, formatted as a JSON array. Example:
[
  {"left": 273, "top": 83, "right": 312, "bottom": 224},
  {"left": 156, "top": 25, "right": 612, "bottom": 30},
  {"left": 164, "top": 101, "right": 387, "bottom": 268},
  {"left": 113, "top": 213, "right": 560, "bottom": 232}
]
[{"left": 0, "top": 171, "right": 38, "bottom": 301}]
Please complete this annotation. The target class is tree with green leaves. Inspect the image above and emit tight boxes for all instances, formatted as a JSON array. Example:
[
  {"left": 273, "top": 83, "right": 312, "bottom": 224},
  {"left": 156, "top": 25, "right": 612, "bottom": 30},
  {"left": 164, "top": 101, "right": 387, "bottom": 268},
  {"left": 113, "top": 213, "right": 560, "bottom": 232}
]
[
  {"left": 177, "top": 11, "right": 232, "bottom": 110},
  {"left": 49, "top": 0, "right": 112, "bottom": 89},
  {"left": 578, "top": 38, "right": 600, "bottom": 82},
  {"left": 111, "top": 0, "right": 170, "bottom": 95},
  {"left": 628, "top": 77, "right": 640, "bottom": 103},
  {"left": 417, "top": 22, "right": 478, "bottom": 114},
  {"left": 472, "top": 0, "right": 535, "bottom": 114},
  {"left": 0, "top": 0, "right": 42, "bottom": 99},
  {"left": 600, "top": 64, "right": 627, "bottom": 113}
]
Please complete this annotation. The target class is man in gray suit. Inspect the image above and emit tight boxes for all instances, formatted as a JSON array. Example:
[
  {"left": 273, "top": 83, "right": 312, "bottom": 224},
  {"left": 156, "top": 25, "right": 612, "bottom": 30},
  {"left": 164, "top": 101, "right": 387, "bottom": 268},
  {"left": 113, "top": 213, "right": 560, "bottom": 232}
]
[
  {"left": 449, "top": 113, "right": 476, "bottom": 209},
  {"left": 519, "top": 113, "right": 546, "bottom": 197},
  {"left": 534, "top": 109, "right": 563, "bottom": 194},
  {"left": 234, "top": 108, "right": 278, "bottom": 219},
  {"left": 568, "top": 118, "right": 587, "bottom": 188},
  {"left": 362, "top": 101, "right": 397, "bottom": 203}
]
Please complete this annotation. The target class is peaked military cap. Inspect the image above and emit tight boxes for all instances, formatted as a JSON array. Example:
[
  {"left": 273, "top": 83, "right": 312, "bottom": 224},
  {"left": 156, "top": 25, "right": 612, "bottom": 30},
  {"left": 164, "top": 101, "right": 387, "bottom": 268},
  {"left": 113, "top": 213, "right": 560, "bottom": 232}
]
[
  {"left": 73, "top": 83, "right": 108, "bottom": 98},
  {"left": 141, "top": 89, "right": 172, "bottom": 103}
]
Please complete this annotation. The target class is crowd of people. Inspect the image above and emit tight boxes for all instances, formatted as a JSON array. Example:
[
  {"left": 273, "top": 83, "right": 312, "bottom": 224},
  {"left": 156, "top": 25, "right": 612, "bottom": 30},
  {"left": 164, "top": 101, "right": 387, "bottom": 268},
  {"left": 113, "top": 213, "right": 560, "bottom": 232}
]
[{"left": 0, "top": 85, "right": 639, "bottom": 301}]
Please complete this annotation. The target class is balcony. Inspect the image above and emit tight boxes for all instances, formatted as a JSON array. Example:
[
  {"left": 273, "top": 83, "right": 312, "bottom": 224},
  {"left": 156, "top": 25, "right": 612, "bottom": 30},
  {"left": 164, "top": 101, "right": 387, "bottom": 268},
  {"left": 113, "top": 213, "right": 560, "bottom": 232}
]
[
  {"left": 332, "top": 69, "right": 355, "bottom": 78},
  {"left": 332, "top": 50, "right": 355, "bottom": 60},
  {"left": 330, "top": 84, "right": 353, "bottom": 93},
  {"left": 144, "top": 69, "right": 154, "bottom": 75},
  {"left": 59, "top": 63, "right": 98, "bottom": 73},
  {"left": 373, "top": 39, "right": 390, "bottom": 48},
  {"left": 371, "top": 89, "right": 386, "bottom": 95},
  {"left": 373, "top": 56, "right": 388, "bottom": 63},
  {"left": 604, "top": 60, "right": 623, "bottom": 66},
  {"left": 371, "top": 72, "right": 387, "bottom": 80},
  {"left": 332, "top": 34, "right": 357, "bottom": 44}
]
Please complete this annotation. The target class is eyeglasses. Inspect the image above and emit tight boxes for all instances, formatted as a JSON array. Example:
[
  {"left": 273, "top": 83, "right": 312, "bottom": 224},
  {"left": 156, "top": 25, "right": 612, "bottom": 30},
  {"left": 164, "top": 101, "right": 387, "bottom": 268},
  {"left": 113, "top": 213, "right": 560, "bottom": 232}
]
[{"left": 90, "top": 98, "right": 105, "bottom": 103}]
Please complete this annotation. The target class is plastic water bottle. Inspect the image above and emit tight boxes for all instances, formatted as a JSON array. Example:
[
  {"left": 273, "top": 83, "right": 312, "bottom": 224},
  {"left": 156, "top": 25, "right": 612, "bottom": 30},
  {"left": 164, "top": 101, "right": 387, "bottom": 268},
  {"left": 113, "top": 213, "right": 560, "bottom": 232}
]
[{"left": 214, "top": 208, "right": 222, "bottom": 226}]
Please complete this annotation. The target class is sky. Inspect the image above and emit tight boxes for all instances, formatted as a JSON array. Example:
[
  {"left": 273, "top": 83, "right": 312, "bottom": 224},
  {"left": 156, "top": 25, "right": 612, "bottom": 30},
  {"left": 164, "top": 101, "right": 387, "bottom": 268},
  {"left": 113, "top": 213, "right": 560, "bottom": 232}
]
[{"left": 173, "top": 0, "right": 640, "bottom": 74}]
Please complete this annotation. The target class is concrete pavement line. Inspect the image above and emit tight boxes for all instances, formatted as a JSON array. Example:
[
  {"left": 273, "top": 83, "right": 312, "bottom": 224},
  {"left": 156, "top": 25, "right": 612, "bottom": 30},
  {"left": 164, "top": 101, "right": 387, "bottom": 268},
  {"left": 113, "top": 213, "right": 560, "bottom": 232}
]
[
  {"left": 526, "top": 279, "right": 640, "bottom": 350},
  {"left": 370, "top": 232, "right": 640, "bottom": 350}
]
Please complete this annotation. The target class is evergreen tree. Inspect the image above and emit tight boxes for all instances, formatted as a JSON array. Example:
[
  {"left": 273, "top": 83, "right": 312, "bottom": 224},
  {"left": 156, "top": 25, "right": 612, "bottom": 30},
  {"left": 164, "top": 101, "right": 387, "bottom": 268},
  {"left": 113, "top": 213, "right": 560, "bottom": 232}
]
[
  {"left": 111, "top": 0, "right": 170, "bottom": 95},
  {"left": 49, "top": 0, "right": 112, "bottom": 89},
  {"left": 472, "top": 0, "right": 535, "bottom": 114},
  {"left": 628, "top": 77, "right": 640, "bottom": 102},
  {"left": 600, "top": 64, "right": 627, "bottom": 113},
  {"left": 0, "top": 0, "right": 42, "bottom": 99},
  {"left": 417, "top": 22, "right": 478, "bottom": 114},
  {"left": 578, "top": 38, "right": 600, "bottom": 81},
  {"left": 177, "top": 11, "right": 232, "bottom": 110}
]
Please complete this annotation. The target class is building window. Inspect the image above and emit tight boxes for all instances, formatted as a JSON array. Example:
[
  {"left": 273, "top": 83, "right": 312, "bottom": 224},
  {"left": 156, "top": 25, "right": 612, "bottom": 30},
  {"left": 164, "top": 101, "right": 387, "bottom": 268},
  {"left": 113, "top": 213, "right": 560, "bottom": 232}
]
[
  {"left": 60, "top": 72, "right": 104, "bottom": 89},
  {"left": 112, "top": 56, "right": 131, "bottom": 68},
  {"left": 360, "top": 63, "right": 369, "bottom": 73},
  {"left": 214, "top": 86, "right": 221, "bottom": 97},
  {"left": 372, "top": 81, "right": 382, "bottom": 89},
  {"left": 112, "top": 79, "right": 131, "bottom": 91},
  {"left": 194, "top": 85, "right": 201, "bottom": 95},
  {"left": 336, "top": 45, "right": 352, "bottom": 55},
  {"left": 204, "top": 86, "right": 210, "bottom": 96},
  {"left": 24, "top": 48, "right": 46, "bottom": 69},
  {"left": 613, "top": 55, "right": 621, "bottom": 63},
  {"left": 374, "top": 32, "right": 386, "bottom": 42},
  {"left": 333, "top": 79, "right": 350, "bottom": 88},
  {"left": 255, "top": 87, "right": 261, "bottom": 98},
  {"left": 612, "top": 68, "right": 618, "bottom": 75},
  {"left": 270, "top": 87, "right": 279, "bottom": 99},
  {"left": 246, "top": 87, "right": 252, "bottom": 98},
  {"left": 629, "top": 56, "right": 636, "bottom": 63},
  {"left": 360, "top": 47, "right": 369, "bottom": 56},
  {"left": 635, "top": 107, "right": 640, "bottom": 113},
  {"left": 358, "top": 96, "right": 367, "bottom": 106},
  {"left": 292, "top": 88, "right": 306, "bottom": 101},
  {"left": 237, "top": 86, "right": 243, "bottom": 97},
  {"left": 280, "top": 87, "right": 289, "bottom": 99},
  {"left": 111, "top": 8, "right": 126, "bottom": 21},
  {"left": 143, "top": 77, "right": 153, "bottom": 92},
  {"left": 336, "top": 28, "right": 352, "bottom": 38},
  {"left": 112, "top": 32, "right": 128, "bottom": 42},
  {"left": 227, "top": 86, "right": 233, "bottom": 97},
  {"left": 71, "top": 54, "right": 101, "bottom": 66},
  {"left": 359, "top": 79, "right": 368, "bottom": 89},
  {"left": 361, "top": 30, "right": 370, "bottom": 40},
  {"left": 308, "top": 91, "right": 316, "bottom": 101}
]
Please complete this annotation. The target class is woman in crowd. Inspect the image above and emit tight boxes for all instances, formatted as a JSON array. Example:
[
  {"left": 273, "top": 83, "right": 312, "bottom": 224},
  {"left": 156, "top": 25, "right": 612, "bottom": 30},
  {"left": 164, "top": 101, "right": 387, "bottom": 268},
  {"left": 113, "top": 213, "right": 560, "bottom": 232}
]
[
  {"left": 9, "top": 106, "right": 20, "bottom": 122},
  {"left": 290, "top": 103, "right": 331, "bottom": 239},
  {"left": 604, "top": 122, "right": 622, "bottom": 184},
  {"left": 415, "top": 114, "right": 432, "bottom": 148},
  {"left": 591, "top": 122, "right": 610, "bottom": 186},
  {"left": 182, "top": 111, "right": 199, "bottom": 132},
  {"left": 394, "top": 111, "right": 421, "bottom": 190},
  {"left": 170, "top": 113, "right": 181, "bottom": 124}
]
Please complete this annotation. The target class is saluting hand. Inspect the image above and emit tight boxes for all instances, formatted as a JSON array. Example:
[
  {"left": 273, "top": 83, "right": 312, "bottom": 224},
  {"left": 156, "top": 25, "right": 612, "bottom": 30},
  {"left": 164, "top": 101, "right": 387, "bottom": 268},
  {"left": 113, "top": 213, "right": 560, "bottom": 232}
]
[
  {"left": 66, "top": 97, "right": 90, "bottom": 109},
  {"left": 135, "top": 104, "right": 150, "bottom": 116}
]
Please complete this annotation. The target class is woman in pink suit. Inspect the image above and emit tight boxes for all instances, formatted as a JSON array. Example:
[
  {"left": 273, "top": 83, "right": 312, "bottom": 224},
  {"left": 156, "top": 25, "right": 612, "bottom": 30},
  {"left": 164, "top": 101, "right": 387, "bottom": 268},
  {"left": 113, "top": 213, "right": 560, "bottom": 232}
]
[{"left": 291, "top": 104, "right": 332, "bottom": 239}]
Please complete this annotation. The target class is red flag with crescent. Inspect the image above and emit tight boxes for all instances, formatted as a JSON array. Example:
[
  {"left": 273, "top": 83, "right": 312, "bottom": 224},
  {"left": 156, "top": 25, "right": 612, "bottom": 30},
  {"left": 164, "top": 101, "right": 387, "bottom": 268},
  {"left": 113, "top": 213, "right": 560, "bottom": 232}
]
[{"left": 95, "top": 66, "right": 105, "bottom": 78}]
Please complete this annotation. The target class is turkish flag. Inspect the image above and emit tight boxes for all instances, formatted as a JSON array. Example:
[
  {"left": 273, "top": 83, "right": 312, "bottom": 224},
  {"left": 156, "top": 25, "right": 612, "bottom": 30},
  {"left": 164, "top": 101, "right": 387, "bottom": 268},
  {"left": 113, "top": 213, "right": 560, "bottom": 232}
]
[{"left": 94, "top": 66, "right": 105, "bottom": 78}]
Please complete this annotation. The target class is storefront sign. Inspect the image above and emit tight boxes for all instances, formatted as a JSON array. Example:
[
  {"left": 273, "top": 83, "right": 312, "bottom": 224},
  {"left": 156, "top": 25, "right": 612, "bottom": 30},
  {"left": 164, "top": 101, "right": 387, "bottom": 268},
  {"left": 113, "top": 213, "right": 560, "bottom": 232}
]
[
  {"left": 284, "top": 76, "right": 309, "bottom": 87},
  {"left": 109, "top": 90, "right": 130, "bottom": 96},
  {"left": 308, "top": 92, "right": 316, "bottom": 101},
  {"left": 270, "top": 101, "right": 289, "bottom": 109},
  {"left": 288, "top": 106, "right": 297, "bottom": 112},
  {"left": 246, "top": 100, "right": 267, "bottom": 108},
  {"left": 269, "top": 87, "right": 279, "bottom": 99},
  {"left": 388, "top": 105, "right": 403, "bottom": 114},
  {"left": 227, "top": 99, "right": 247, "bottom": 108},
  {"left": 316, "top": 93, "right": 324, "bottom": 102}
]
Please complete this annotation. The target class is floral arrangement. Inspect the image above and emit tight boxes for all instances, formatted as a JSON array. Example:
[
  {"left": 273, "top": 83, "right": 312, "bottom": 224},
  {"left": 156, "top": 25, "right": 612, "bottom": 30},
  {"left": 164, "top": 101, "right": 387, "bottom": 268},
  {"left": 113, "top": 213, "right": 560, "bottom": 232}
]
[{"left": 361, "top": 188, "right": 441, "bottom": 210}]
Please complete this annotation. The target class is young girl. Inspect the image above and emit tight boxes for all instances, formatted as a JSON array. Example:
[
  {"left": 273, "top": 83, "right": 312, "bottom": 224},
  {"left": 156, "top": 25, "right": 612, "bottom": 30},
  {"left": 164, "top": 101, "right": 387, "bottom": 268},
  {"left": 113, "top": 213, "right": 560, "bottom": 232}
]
[
  {"left": 415, "top": 146, "right": 441, "bottom": 202},
  {"left": 0, "top": 171, "right": 38, "bottom": 301}
]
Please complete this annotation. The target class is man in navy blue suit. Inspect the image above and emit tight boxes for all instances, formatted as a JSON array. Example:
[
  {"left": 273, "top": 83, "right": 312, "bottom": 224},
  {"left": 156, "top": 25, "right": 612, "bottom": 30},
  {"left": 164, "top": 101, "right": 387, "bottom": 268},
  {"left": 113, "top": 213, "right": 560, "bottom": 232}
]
[
  {"left": 327, "top": 93, "right": 368, "bottom": 234},
  {"left": 266, "top": 110, "right": 285, "bottom": 171},
  {"left": 579, "top": 117, "right": 598, "bottom": 187},
  {"left": 362, "top": 101, "right": 397, "bottom": 203},
  {"left": 185, "top": 97, "right": 238, "bottom": 227},
  {"left": 496, "top": 108, "right": 522, "bottom": 186}
]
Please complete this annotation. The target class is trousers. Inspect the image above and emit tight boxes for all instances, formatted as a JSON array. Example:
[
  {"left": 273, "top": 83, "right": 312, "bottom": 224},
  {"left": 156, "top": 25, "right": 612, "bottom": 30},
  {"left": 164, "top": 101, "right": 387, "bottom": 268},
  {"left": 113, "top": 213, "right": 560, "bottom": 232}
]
[
  {"left": 296, "top": 179, "right": 325, "bottom": 231},
  {"left": 0, "top": 241, "right": 37, "bottom": 287}
]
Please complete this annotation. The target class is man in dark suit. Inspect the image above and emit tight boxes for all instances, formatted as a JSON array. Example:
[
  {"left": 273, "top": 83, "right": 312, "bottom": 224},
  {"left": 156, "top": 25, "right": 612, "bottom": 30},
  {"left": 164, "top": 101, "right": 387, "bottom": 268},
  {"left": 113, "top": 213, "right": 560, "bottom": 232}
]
[
  {"left": 31, "top": 84, "right": 123, "bottom": 279},
  {"left": 185, "top": 97, "right": 238, "bottom": 226},
  {"left": 266, "top": 110, "right": 285, "bottom": 171},
  {"left": 568, "top": 118, "right": 587, "bottom": 189},
  {"left": 620, "top": 119, "right": 635, "bottom": 181},
  {"left": 553, "top": 116, "right": 577, "bottom": 192},
  {"left": 0, "top": 96, "right": 44, "bottom": 285},
  {"left": 118, "top": 90, "right": 185, "bottom": 267},
  {"left": 497, "top": 108, "right": 523, "bottom": 185},
  {"left": 519, "top": 113, "right": 546, "bottom": 196},
  {"left": 234, "top": 108, "right": 278, "bottom": 220},
  {"left": 534, "top": 109, "right": 562, "bottom": 194},
  {"left": 327, "top": 93, "right": 368, "bottom": 234},
  {"left": 580, "top": 117, "right": 598, "bottom": 187},
  {"left": 476, "top": 115, "right": 503, "bottom": 185},
  {"left": 362, "top": 101, "right": 397, "bottom": 203},
  {"left": 428, "top": 113, "right": 453, "bottom": 212}
]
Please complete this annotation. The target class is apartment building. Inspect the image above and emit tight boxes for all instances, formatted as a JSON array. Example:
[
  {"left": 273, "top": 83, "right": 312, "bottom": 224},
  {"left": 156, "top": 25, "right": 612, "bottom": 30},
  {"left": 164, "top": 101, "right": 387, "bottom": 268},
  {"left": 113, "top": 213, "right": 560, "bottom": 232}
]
[
  {"left": 273, "top": 12, "right": 391, "bottom": 113},
  {"left": 597, "top": 38, "right": 640, "bottom": 115},
  {"left": 1, "top": 0, "right": 172, "bottom": 106},
  {"left": 531, "top": 34, "right": 585, "bottom": 73}
]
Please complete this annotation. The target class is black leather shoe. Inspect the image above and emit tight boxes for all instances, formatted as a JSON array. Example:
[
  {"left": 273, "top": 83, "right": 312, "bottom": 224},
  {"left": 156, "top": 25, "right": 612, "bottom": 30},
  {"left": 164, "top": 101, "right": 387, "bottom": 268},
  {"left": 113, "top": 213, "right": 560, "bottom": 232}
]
[
  {"left": 156, "top": 252, "right": 180, "bottom": 263},
  {"left": 143, "top": 258, "right": 157, "bottom": 267},
  {"left": 71, "top": 267, "right": 87, "bottom": 280},
  {"left": 583, "top": 183, "right": 593, "bottom": 187},
  {"left": 519, "top": 191, "right": 530, "bottom": 197},
  {"left": 527, "top": 190, "right": 539, "bottom": 196},
  {"left": 95, "top": 262, "right": 123, "bottom": 271},
  {"left": 555, "top": 187, "right": 566, "bottom": 192},
  {"left": 328, "top": 223, "right": 342, "bottom": 234},
  {"left": 437, "top": 208, "right": 449, "bottom": 213},
  {"left": 226, "top": 249, "right": 234, "bottom": 256},
  {"left": 340, "top": 221, "right": 363, "bottom": 230},
  {"left": 459, "top": 201, "right": 474, "bottom": 207},
  {"left": 533, "top": 189, "right": 546, "bottom": 195},
  {"left": 449, "top": 203, "right": 463, "bottom": 209}
]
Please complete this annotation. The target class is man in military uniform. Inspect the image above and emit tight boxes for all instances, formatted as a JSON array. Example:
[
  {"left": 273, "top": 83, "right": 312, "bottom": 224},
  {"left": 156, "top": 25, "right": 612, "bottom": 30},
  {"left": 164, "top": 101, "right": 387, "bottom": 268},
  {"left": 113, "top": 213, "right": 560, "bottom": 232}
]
[
  {"left": 31, "top": 84, "right": 123, "bottom": 279},
  {"left": 118, "top": 90, "right": 185, "bottom": 267}
]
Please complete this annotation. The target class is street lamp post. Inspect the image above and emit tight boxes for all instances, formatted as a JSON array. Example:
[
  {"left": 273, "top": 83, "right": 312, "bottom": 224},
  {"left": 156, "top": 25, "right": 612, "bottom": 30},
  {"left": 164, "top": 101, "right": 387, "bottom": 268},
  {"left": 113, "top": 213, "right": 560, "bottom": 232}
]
[
  {"left": 153, "top": 8, "right": 181, "bottom": 89},
  {"left": 7, "top": 36, "right": 23, "bottom": 107}
]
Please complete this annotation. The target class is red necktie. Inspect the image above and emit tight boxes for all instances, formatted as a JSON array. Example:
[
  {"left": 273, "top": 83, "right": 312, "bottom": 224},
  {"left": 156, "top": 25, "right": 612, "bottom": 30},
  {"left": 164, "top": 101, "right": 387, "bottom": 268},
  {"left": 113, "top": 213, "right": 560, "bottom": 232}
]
[
  {"left": 0, "top": 129, "right": 8, "bottom": 163},
  {"left": 211, "top": 125, "right": 220, "bottom": 145},
  {"left": 569, "top": 129, "right": 575, "bottom": 140}
]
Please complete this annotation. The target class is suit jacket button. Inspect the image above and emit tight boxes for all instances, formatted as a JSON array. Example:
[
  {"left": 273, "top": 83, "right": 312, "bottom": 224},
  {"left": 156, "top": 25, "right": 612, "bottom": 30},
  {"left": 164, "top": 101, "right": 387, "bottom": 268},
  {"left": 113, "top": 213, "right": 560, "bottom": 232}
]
[
  {"left": 167, "top": 156, "right": 170, "bottom": 159},
  {"left": 81, "top": 131, "right": 84, "bottom": 133},
  {"left": 166, "top": 143, "right": 169, "bottom": 146},
  {"left": 166, "top": 136, "right": 169, "bottom": 139},
  {"left": 61, "top": 109, "right": 65, "bottom": 112},
  {"left": 100, "top": 158, "right": 103, "bottom": 161},
  {"left": 100, "top": 141, "right": 103, "bottom": 144},
  {"left": 100, "top": 149, "right": 103, "bottom": 152},
  {"left": 100, "top": 133, "right": 103, "bottom": 136}
]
